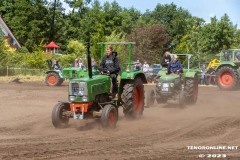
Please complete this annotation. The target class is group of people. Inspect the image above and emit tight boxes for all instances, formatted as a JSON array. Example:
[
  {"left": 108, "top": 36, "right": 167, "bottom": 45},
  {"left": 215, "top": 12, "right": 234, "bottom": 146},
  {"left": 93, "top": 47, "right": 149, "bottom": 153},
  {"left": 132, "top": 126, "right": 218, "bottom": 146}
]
[
  {"left": 200, "top": 65, "right": 215, "bottom": 85},
  {"left": 161, "top": 51, "right": 183, "bottom": 73},
  {"left": 224, "top": 51, "right": 240, "bottom": 61},
  {"left": 72, "top": 58, "right": 97, "bottom": 69}
]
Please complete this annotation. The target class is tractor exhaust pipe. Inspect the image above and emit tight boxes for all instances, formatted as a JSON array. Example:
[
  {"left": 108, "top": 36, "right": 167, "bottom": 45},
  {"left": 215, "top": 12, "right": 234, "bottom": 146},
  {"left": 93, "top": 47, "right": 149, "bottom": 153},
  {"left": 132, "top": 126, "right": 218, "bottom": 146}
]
[{"left": 87, "top": 43, "right": 92, "bottom": 79}]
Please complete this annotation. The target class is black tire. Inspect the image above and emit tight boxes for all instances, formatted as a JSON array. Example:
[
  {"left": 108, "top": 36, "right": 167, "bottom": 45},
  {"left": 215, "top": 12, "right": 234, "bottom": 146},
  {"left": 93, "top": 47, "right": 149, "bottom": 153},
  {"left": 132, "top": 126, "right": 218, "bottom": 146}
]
[
  {"left": 215, "top": 66, "right": 238, "bottom": 90},
  {"left": 145, "top": 90, "right": 155, "bottom": 107},
  {"left": 45, "top": 72, "right": 62, "bottom": 86},
  {"left": 185, "top": 75, "right": 198, "bottom": 105},
  {"left": 179, "top": 90, "right": 186, "bottom": 108},
  {"left": 121, "top": 78, "right": 144, "bottom": 118},
  {"left": 59, "top": 78, "right": 64, "bottom": 85},
  {"left": 52, "top": 102, "right": 70, "bottom": 128},
  {"left": 101, "top": 104, "right": 118, "bottom": 128}
]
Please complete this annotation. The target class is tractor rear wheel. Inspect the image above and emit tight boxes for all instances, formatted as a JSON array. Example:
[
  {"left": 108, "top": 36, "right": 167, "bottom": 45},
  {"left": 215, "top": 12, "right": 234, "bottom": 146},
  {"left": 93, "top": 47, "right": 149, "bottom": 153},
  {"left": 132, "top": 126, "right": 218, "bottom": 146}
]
[
  {"left": 52, "top": 102, "right": 70, "bottom": 128},
  {"left": 185, "top": 76, "right": 198, "bottom": 105},
  {"left": 216, "top": 66, "right": 238, "bottom": 90},
  {"left": 122, "top": 78, "right": 144, "bottom": 118},
  {"left": 101, "top": 104, "right": 118, "bottom": 128},
  {"left": 45, "top": 72, "right": 62, "bottom": 86}
]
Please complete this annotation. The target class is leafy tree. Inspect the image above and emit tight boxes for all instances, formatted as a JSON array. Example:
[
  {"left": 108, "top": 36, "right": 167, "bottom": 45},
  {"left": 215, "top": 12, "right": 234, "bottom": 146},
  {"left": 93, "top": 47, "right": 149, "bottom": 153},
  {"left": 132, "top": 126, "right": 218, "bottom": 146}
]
[
  {"left": 2, "top": 0, "right": 49, "bottom": 51},
  {"left": 67, "top": 39, "right": 86, "bottom": 57},
  {"left": 141, "top": 3, "right": 192, "bottom": 50},
  {"left": 127, "top": 24, "right": 170, "bottom": 64}
]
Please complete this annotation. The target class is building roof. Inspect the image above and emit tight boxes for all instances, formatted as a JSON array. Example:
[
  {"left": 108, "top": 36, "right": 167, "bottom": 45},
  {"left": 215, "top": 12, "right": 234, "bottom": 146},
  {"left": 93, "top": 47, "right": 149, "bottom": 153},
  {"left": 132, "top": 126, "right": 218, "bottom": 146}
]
[
  {"left": 45, "top": 41, "right": 60, "bottom": 49},
  {"left": 0, "top": 16, "right": 21, "bottom": 48}
]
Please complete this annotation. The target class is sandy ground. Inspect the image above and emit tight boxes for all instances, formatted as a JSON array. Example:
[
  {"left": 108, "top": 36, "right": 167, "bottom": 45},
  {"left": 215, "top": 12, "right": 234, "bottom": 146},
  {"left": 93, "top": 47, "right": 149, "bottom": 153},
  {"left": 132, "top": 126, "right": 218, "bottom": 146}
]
[{"left": 0, "top": 81, "right": 240, "bottom": 160}]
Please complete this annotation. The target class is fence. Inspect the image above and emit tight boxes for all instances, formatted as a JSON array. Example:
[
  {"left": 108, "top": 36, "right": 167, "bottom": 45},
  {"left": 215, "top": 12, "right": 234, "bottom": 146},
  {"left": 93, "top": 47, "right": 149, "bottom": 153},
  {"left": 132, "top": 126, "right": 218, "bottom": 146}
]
[{"left": 0, "top": 66, "right": 45, "bottom": 76}]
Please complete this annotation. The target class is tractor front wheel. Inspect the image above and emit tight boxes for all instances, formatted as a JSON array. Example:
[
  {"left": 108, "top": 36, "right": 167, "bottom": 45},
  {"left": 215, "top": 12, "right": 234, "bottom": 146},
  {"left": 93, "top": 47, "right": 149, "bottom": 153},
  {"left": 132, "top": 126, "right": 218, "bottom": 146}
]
[
  {"left": 122, "top": 78, "right": 144, "bottom": 118},
  {"left": 185, "top": 75, "right": 198, "bottom": 105},
  {"left": 52, "top": 102, "right": 70, "bottom": 128},
  {"left": 216, "top": 66, "right": 238, "bottom": 90},
  {"left": 45, "top": 72, "right": 63, "bottom": 86},
  {"left": 101, "top": 104, "right": 118, "bottom": 128}
]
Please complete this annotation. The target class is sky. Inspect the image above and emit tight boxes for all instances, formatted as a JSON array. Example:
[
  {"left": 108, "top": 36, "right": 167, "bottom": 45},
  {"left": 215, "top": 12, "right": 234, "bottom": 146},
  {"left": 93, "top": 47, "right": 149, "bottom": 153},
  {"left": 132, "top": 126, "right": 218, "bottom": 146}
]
[{"left": 61, "top": 0, "right": 240, "bottom": 28}]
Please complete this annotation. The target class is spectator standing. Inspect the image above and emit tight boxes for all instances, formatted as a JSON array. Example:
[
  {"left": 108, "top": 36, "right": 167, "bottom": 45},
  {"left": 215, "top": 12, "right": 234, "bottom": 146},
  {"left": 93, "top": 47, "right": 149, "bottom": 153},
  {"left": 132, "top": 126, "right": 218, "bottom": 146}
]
[
  {"left": 142, "top": 61, "right": 149, "bottom": 77},
  {"left": 79, "top": 59, "right": 84, "bottom": 69},
  {"left": 207, "top": 66, "right": 215, "bottom": 85},
  {"left": 136, "top": 60, "right": 142, "bottom": 70},
  {"left": 72, "top": 59, "right": 79, "bottom": 68},
  {"left": 201, "top": 64, "right": 207, "bottom": 85}
]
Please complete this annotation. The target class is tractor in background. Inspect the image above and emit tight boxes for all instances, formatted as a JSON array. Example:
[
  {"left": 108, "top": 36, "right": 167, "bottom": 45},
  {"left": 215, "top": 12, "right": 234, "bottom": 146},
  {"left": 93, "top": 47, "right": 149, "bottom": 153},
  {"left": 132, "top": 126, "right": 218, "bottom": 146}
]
[
  {"left": 215, "top": 49, "right": 240, "bottom": 90},
  {"left": 146, "top": 54, "right": 198, "bottom": 107},
  {"left": 45, "top": 59, "right": 64, "bottom": 86},
  {"left": 52, "top": 42, "right": 147, "bottom": 128}
]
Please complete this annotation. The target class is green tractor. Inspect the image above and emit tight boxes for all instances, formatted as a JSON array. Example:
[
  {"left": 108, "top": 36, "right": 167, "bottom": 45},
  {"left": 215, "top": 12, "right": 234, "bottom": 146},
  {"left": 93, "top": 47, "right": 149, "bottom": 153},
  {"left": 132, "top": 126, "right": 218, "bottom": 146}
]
[
  {"left": 52, "top": 42, "right": 147, "bottom": 128},
  {"left": 215, "top": 49, "right": 240, "bottom": 90},
  {"left": 45, "top": 59, "right": 64, "bottom": 86},
  {"left": 146, "top": 54, "right": 198, "bottom": 107}
]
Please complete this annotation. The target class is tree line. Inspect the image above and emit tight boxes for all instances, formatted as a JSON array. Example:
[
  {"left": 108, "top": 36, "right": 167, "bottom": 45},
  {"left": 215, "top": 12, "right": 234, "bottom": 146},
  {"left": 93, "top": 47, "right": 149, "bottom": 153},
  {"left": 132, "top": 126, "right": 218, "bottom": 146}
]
[{"left": 0, "top": 0, "right": 239, "bottom": 67}]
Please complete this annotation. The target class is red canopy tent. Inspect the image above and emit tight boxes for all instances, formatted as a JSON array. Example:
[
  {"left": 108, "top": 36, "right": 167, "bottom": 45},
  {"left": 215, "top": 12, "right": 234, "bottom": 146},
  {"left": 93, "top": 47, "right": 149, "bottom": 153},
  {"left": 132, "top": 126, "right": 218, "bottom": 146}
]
[{"left": 45, "top": 41, "right": 60, "bottom": 54}]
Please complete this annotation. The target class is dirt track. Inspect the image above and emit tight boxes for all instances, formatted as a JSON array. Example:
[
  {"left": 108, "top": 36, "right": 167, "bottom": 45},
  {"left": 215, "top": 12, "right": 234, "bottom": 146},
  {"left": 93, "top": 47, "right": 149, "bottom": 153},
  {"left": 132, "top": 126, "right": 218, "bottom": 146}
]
[{"left": 0, "top": 81, "right": 240, "bottom": 160}]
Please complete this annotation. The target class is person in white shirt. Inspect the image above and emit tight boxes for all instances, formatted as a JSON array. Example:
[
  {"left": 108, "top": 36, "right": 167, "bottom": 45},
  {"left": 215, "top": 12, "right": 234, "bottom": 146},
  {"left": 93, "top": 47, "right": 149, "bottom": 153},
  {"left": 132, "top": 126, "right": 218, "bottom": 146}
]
[
  {"left": 78, "top": 59, "right": 84, "bottom": 69},
  {"left": 143, "top": 61, "right": 149, "bottom": 73}
]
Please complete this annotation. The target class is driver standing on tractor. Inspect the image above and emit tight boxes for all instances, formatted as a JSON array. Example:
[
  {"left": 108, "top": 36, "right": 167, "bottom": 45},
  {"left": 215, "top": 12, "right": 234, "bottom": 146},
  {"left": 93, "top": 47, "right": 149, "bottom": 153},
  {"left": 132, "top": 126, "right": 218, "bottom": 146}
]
[
  {"left": 100, "top": 46, "right": 121, "bottom": 98},
  {"left": 167, "top": 54, "right": 183, "bottom": 74},
  {"left": 161, "top": 51, "right": 172, "bottom": 68}
]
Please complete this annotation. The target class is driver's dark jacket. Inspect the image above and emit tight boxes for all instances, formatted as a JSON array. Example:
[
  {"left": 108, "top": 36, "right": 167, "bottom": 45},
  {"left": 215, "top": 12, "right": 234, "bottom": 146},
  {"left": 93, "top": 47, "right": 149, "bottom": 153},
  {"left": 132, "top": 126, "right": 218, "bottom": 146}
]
[
  {"left": 161, "top": 55, "right": 172, "bottom": 68},
  {"left": 168, "top": 60, "right": 183, "bottom": 73},
  {"left": 100, "top": 53, "right": 120, "bottom": 74}
]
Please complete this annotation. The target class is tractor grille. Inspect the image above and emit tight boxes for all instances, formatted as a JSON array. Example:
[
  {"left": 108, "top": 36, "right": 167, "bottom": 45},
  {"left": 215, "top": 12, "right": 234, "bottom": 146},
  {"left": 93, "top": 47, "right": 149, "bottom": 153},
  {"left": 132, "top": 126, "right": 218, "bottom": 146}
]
[{"left": 70, "top": 82, "right": 87, "bottom": 96}]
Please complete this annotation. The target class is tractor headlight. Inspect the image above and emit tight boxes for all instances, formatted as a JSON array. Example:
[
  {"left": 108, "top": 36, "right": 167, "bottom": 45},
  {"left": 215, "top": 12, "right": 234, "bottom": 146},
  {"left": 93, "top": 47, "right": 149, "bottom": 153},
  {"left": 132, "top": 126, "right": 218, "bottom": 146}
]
[
  {"left": 170, "top": 83, "right": 174, "bottom": 87},
  {"left": 158, "top": 82, "right": 161, "bottom": 87},
  {"left": 126, "top": 68, "right": 130, "bottom": 72},
  {"left": 69, "top": 95, "right": 76, "bottom": 101},
  {"left": 82, "top": 96, "right": 88, "bottom": 102}
]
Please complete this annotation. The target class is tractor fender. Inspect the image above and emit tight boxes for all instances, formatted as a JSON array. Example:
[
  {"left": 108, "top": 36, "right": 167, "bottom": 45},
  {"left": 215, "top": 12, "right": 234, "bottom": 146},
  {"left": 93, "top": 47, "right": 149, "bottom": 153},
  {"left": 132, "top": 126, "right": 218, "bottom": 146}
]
[
  {"left": 46, "top": 70, "right": 63, "bottom": 78},
  {"left": 46, "top": 70, "right": 58, "bottom": 74},
  {"left": 120, "top": 71, "right": 147, "bottom": 84},
  {"left": 215, "top": 63, "right": 238, "bottom": 71},
  {"left": 118, "top": 71, "right": 147, "bottom": 97},
  {"left": 185, "top": 72, "right": 197, "bottom": 79}
]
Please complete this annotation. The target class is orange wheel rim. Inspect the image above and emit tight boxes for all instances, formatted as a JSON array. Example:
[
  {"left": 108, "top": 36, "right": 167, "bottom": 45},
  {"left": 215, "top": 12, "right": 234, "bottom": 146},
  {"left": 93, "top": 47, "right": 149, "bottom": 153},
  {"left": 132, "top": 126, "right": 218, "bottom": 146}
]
[
  {"left": 133, "top": 85, "right": 143, "bottom": 113},
  {"left": 48, "top": 75, "right": 57, "bottom": 85},
  {"left": 219, "top": 72, "right": 233, "bottom": 87},
  {"left": 108, "top": 109, "right": 116, "bottom": 126}
]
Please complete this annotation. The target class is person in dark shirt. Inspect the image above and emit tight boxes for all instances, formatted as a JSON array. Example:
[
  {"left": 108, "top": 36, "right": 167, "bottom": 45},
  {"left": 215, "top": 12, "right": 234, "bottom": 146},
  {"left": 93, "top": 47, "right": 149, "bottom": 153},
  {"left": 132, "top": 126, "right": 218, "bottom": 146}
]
[
  {"left": 167, "top": 54, "right": 183, "bottom": 74},
  {"left": 207, "top": 66, "right": 215, "bottom": 85},
  {"left": 161, "top": 51, "right": 172, "bottom": 68},
  {"left": 52, "top": 59, "right": 62, "bottom": 70},
  {"left": 100, "top": 46, "right": 121, "bottom": 97}
]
